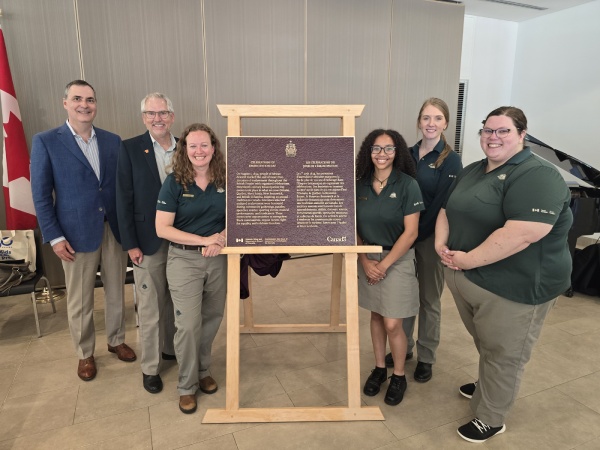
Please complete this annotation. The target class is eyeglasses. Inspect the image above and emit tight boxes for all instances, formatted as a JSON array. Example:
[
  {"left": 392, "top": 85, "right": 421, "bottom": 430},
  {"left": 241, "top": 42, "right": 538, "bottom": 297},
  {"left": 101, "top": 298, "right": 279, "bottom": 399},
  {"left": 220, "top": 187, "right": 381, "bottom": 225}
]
[
  {"left": 479, "top": 128, "right": 512, "bottom": 138},
  {"left": 371, "top": 145, "right": 396, "bottom": 154},
  {"left": 143, "top": 110, "right": 171, "bottom": 119}
]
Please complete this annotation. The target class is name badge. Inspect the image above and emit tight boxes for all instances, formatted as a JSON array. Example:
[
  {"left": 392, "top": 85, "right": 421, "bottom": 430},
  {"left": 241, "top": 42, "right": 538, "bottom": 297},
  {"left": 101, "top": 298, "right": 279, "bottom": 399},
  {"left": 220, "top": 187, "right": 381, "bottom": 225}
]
[{"left": 182, "top": 193, "right": 194, "bottom": 198}]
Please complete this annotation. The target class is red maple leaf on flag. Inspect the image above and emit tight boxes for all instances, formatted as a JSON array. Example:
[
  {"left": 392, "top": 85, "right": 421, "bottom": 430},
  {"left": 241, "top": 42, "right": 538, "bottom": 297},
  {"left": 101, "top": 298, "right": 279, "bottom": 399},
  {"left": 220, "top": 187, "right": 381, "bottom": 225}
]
[
  {"left": 1, "top": 25, "right": 37, "bottom": 230},
  {"left": 4, "top": 111, "right": 29, "bottom": 181}
]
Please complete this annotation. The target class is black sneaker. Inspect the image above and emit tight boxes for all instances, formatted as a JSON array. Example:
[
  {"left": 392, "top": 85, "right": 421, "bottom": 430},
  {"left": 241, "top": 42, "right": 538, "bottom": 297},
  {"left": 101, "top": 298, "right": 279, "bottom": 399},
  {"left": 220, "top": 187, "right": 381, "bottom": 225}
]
[
  {"left": 457, "top": 418, "right": 506, "bottom": 443},
  {"left": 363, "top": 367, "right": 387, "bottom": 396},
  {"left": 384, "top": 374, "right": 407, "bottom": 405},
  {"left": 384, "top": 352, "right": 413, "bottom": 368},
  {"left": 459, "top": 381, "right": 478, "bottom": 399}
]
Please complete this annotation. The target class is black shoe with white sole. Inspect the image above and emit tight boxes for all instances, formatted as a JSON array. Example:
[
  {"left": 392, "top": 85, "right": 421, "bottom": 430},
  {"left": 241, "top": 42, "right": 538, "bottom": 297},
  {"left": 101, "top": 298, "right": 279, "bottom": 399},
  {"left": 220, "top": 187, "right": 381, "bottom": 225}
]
[
  {"left": 459, "top": 381, "right": 478, "bottom": 399},
  {"left": 457, "top": 418, "right": 506, "bottom": 443}
]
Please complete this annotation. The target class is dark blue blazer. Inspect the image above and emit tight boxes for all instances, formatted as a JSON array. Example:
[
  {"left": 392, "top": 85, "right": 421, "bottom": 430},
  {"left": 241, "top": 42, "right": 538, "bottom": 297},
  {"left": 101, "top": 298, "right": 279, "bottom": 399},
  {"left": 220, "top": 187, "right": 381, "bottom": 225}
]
[
  {"left": 30, "top": 122, "right": 122, "bottom": 252},
  {"left": 116, "top": 131, "right": 176, "bottom": 255}
]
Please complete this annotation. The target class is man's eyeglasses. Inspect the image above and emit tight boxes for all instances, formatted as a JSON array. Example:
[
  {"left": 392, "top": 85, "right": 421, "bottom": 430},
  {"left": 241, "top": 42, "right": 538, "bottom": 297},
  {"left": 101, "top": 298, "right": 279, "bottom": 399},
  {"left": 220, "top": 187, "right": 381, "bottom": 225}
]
[
  {"left": 143, "top": 110, "right": 171, "bottom": 119},
  {"left": 479, "top": 128, "right": 512, "bottom": 138},
  {"left": 371, "top": 145, "right": 396, "bottom": 154}
]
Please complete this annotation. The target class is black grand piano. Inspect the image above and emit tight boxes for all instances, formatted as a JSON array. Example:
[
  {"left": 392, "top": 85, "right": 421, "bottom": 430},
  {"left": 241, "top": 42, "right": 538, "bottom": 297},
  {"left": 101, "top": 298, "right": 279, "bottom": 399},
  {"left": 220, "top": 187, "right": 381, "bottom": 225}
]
[{"left": 526, "top": 135, "right": 600, "bottom": 296}]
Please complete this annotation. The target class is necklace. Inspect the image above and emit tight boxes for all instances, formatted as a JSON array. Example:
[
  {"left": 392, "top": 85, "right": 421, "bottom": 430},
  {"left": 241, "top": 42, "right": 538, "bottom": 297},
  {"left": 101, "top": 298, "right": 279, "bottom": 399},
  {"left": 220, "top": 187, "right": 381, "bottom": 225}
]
[{"left": 373, "top": 175, "right": 389, "bottom": 189}]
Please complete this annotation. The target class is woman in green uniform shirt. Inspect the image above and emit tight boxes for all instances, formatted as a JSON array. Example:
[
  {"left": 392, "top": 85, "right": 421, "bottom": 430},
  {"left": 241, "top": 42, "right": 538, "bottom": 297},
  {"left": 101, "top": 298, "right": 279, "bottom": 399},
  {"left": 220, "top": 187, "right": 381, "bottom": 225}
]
[
  {"left": 386, "top": 98, "right": 463, "bottom": 383},
  {"left": 356, "top": 129, "right": 424, "bottom": 406},
  {"left": 156, "top": 123, "right": 227, "bottom": 415},
  {"left": 436, "top": 107, "right": 572, "bottom": 443}
]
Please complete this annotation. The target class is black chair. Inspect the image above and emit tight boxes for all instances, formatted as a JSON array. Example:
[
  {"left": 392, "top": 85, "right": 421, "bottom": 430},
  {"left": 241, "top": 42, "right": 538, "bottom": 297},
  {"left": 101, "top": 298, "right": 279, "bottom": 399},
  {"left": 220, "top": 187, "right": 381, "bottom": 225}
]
[{"left": 0, "top": 229, "right": 55, "bottom": 337}]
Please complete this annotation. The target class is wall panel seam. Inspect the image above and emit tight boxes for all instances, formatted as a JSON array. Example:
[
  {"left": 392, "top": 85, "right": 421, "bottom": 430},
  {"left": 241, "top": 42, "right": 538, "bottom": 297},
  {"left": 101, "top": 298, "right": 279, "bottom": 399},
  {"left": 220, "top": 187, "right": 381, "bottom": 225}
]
[
  {"left": 386, "top": 0, "right": 394, "bottom": 129},
  {"left": 201, "top": 0, "right": 210, "bottom": 124},
  {"left": 304, "top": 0, "right": 308, "bottom": 135},
  {"left": 73, "top": 0, "right": 85, "bottom": 80}
]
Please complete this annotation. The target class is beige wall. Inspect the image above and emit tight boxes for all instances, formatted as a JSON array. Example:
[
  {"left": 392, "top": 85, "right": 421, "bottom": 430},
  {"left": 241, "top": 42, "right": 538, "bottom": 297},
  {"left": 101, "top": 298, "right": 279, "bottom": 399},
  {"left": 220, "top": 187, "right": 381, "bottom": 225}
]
[{"left": 0, "top": 0, "right": 464, "bottom": 284}]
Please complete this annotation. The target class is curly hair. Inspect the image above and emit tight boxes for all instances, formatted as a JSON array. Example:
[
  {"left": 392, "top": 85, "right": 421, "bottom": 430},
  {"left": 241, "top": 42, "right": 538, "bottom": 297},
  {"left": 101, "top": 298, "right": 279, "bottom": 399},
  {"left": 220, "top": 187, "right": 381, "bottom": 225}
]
[
  {"left": 417, "top": 97, "right": 454, "bottom": 168},
  {"left": 356, "top": 129, "right": 416, "bottom": 181},
  {"left": 170, "top": 123, "right": 225, "bottom": 190}
]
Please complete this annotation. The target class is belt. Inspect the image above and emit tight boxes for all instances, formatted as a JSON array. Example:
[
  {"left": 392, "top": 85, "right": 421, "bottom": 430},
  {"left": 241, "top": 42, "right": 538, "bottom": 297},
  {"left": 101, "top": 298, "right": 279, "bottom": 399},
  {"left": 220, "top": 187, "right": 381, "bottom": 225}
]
[
  {"left": 169, "top": 242, "right": 204, "bottom": 252},
  {"left": 380, "top": 245, "right": 415, "bottom": 250},
  {"left": 364, "top": 242, "right": 393, "bottom": 251}
]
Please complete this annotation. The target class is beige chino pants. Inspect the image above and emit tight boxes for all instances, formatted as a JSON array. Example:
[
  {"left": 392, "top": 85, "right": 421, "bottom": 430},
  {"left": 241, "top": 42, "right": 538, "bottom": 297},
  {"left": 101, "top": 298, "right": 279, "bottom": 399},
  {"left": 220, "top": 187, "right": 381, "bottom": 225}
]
[{"left": 63, "top": 222, "right": 128, "bottom": 359}]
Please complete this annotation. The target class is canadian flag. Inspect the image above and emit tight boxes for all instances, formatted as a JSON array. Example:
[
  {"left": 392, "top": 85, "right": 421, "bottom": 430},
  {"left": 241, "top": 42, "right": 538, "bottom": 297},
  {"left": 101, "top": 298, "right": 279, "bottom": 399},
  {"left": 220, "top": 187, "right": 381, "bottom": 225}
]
[{"left": 0, "top": 25, "right": 36, "bottom": 230}]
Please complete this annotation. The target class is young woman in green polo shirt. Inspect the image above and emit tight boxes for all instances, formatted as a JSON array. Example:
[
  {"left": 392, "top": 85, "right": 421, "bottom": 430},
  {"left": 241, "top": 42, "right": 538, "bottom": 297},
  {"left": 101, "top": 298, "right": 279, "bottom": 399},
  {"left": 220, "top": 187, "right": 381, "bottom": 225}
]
[
  {"left": 356, "top": 129, "right": 424, "bottom": 406},
  {"left": 386, "top": 98, "right": 463, "bottom": 383}
]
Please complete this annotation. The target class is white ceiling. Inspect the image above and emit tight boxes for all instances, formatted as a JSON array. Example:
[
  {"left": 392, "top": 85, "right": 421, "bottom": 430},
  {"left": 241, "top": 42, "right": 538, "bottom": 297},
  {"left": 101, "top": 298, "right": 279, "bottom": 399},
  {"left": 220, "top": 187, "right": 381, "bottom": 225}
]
[{"left": 446, "top": 0, "right": 598, "bottom": 22}]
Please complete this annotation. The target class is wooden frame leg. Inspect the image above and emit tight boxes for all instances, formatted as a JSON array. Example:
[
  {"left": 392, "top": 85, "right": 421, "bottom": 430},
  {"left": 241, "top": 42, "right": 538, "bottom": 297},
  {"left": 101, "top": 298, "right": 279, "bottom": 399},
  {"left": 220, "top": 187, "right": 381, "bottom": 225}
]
[
  {"left": 330, "top": 253, "right": 343, "bottom": 327},
  {"left": 344, "top": 253, "right": 361, "bottom": 408}
]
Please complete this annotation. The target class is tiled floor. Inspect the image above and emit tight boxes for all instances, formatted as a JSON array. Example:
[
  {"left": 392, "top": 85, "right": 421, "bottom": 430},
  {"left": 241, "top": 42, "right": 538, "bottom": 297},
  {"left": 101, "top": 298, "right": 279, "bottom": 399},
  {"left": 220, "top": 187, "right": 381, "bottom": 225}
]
[{"left": 1, "top": 254, "right": 600, "bottom": 449}]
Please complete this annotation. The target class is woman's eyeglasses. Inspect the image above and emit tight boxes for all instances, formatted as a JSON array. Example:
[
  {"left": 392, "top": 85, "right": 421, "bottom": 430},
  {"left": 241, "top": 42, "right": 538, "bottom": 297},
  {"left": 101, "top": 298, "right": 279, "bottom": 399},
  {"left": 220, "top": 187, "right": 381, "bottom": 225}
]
[
  {"left": 479, "top": 128, "right": 512, "bottom": 138},
  {"left": 371, "top": 145, "right": 396, "bottom": 154}
]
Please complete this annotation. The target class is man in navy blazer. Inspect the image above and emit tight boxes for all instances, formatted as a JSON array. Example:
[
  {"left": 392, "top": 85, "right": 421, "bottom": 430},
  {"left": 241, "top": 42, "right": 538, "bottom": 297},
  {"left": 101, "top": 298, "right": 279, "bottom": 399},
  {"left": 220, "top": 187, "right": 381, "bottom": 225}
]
[
  {"left": 116, "top": 93, "right": 177, "bottom": 394},
  {"left": 31, "top": 80, "right": 136, "bottom": 381}
]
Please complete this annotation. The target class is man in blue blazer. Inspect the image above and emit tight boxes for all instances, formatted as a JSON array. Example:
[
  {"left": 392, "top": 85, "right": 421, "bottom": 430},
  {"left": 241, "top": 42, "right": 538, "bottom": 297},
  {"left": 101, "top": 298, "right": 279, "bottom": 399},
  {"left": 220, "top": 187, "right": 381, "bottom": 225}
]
[
  {"left": 31, "top": 80, "right": 136, "bottom": 381},
  {"left": 116, "top": 92, "right": 177, "bottom": 394}
]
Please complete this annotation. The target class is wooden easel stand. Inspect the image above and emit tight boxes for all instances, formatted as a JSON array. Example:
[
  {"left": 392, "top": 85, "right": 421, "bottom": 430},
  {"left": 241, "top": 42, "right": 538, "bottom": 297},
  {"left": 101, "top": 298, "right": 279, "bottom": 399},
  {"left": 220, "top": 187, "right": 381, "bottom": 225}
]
[{"left": 202, "top": 105, "right": 383, "bottom": 423}]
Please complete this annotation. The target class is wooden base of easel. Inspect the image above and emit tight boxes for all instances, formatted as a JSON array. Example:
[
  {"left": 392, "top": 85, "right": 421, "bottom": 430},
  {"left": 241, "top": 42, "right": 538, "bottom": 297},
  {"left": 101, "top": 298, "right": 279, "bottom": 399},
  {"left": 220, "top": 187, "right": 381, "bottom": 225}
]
[{"left": 203, "top": 406, "right": 383, "bottom": 423}]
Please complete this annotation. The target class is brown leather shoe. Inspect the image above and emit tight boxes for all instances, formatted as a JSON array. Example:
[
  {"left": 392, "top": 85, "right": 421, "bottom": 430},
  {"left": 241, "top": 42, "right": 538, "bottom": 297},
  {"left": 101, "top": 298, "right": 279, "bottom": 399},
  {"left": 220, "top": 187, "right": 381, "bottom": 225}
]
[
  {"left": 107, "top": 343, "right": 137, "bottom": 362},
  {"left": 77, "top": 356, "right": 97, "bottom": 381},
  {"left": 179, "top": 394, "right": 197, "bottom": 414},
  {"left": 199, "top": 376, "right": 218, "bottom": 394}
]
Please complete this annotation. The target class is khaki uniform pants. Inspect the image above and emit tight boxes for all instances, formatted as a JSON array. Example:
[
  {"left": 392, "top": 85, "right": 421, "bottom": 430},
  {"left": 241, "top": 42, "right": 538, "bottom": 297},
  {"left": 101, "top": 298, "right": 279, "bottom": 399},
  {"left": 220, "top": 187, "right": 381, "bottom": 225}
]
[
  {"left": 403, "top": 234, "right": 444, "bottom": 364},
  {"left": 133, "top": 240, "right": 176, "bottom": 375},
  {"left": 167, "top": 246, "right": 227, "bottom": 395},
  {"left": 445, "top": 268, "right": 554, "bottom": 426}
]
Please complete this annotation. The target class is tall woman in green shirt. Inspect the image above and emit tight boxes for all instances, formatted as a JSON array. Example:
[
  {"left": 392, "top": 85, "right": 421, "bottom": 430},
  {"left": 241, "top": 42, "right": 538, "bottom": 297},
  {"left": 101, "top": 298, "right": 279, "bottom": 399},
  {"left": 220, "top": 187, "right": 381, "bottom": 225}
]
[
  {"left": 356, "top": 129, "right": 424, "bottom": 406},
  {"left": 388, "top": 98, "right": 462, "bottom": 383}
]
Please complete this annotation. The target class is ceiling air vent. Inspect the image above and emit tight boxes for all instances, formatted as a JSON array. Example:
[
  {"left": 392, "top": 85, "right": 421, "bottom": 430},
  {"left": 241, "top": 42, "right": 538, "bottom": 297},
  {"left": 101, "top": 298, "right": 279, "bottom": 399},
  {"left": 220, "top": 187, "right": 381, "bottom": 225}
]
[{"left": 480, "top": 0, "right": 547, "bottom": 10}]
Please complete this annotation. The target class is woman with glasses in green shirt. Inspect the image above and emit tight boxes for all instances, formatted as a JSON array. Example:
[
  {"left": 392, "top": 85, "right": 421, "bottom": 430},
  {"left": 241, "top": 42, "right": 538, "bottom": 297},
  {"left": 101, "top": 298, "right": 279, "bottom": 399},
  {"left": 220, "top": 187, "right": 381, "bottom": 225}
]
[
  {"left": 436, "top": 106, "right": 572, "bottom": 443},
  {"left": 356, "top": 129, "right": 424, "bottom": 406}
]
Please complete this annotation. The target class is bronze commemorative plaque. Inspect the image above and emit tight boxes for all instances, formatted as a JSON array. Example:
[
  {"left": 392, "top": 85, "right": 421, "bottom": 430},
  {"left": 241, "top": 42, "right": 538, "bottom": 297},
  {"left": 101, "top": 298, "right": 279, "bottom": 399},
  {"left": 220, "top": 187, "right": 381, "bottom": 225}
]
[{"left": 226, "top": 137, "right": 356, "bottom": 247}]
